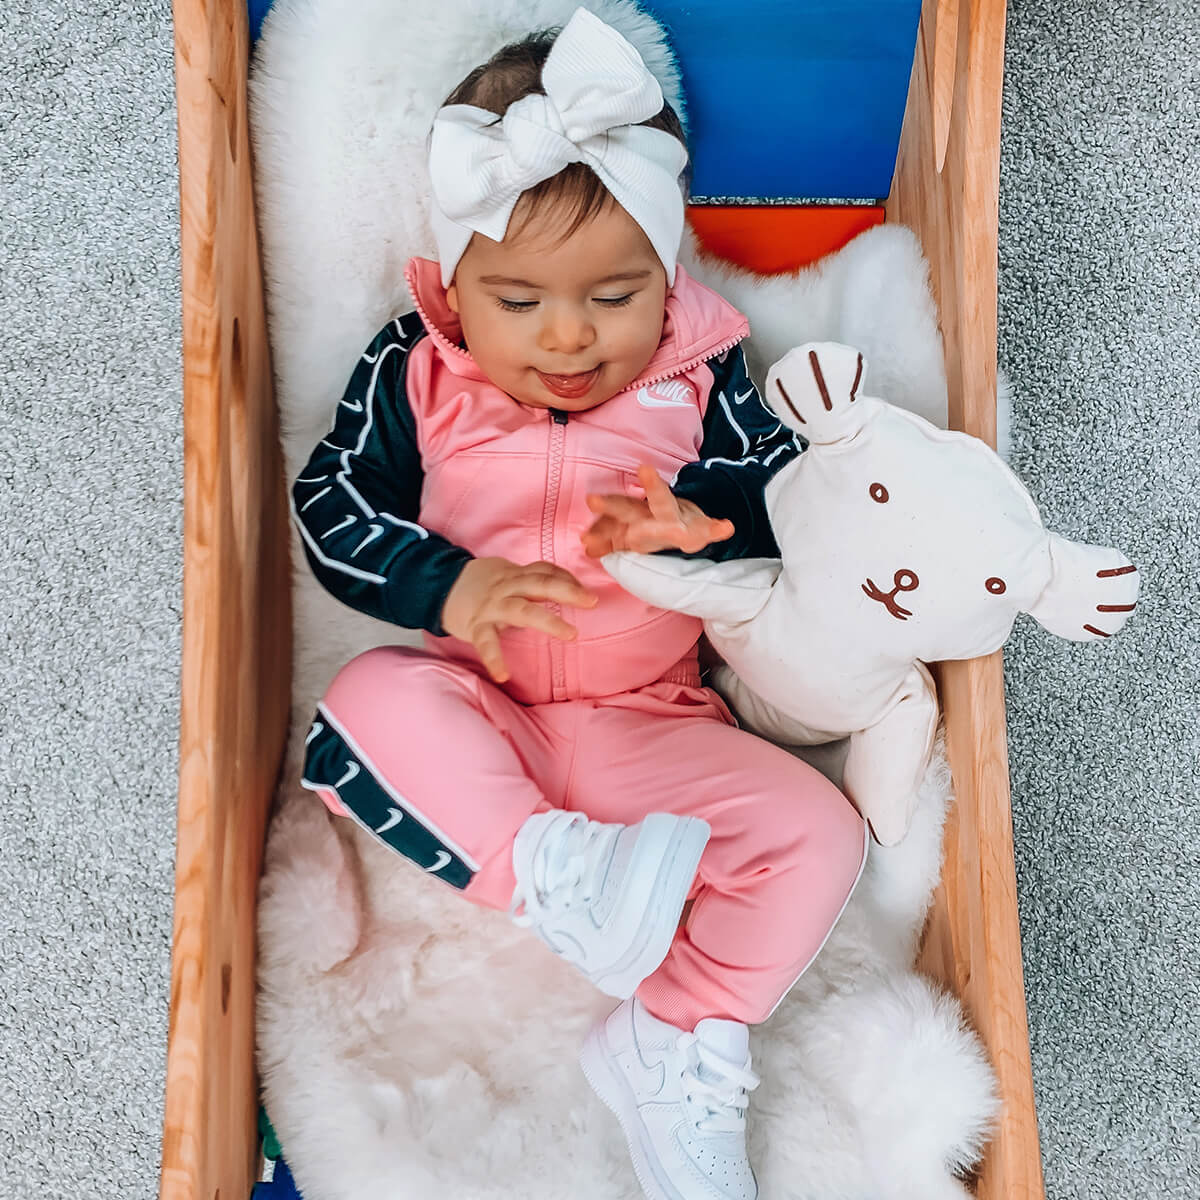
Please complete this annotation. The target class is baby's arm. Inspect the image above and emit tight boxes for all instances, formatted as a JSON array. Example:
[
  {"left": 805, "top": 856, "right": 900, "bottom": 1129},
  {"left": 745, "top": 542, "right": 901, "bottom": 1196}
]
[
  {"left": 667, "top": 343, "right": 803, "bottom": 561},
  {"left": 291, "top": 314, "right": 473, "bottom": 634}
]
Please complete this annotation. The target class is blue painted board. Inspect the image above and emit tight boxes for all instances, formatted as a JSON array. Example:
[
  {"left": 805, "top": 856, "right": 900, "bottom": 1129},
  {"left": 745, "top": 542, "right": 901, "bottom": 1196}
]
[
  {"left": 246, "top": 1, "right": 920, "bottom": 195},
  {"left": 642, "top": 1, "right": 921, "bottom": 200},
  {"left": 249, "top": 0, "right": 273, "bottom": 42},
  {"left": 251, "top": 1157, "right": 304, "bottom": 1199}
]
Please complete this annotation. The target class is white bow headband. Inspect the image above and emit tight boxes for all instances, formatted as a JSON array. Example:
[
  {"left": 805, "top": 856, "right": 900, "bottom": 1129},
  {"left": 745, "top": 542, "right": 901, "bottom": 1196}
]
[{"left": 427, "top": 6, "right": 689, "bottom": 288}]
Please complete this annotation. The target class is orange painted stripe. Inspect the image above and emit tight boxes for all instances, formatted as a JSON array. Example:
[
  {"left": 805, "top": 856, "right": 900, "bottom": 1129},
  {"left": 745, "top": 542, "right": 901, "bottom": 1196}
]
[{"left": 687, "top": 205, "right": 886, "bottom": 275}]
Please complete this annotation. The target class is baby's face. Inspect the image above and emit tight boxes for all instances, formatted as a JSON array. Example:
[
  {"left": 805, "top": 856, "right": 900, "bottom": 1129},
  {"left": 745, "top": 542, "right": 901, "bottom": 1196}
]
[{"left": 445, "top": 196, "right": 668, "bottom": 412}]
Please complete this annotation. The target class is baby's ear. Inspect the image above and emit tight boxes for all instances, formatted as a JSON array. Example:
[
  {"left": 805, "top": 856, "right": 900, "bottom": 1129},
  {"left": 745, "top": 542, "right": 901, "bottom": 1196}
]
[{"left": 1026, "top": 532, "right": 1140, "bottom": 641}]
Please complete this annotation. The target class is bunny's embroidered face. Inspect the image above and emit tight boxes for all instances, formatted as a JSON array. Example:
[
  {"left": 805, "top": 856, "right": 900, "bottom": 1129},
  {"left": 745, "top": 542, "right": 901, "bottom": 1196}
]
[{"left": 763, "top": 343, "right": 1139, "bottom": 664}]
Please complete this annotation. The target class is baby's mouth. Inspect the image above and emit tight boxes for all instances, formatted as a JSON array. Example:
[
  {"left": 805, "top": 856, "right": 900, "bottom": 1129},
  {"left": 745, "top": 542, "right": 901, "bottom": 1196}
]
[{"left": 537, "top": 366, "right": 601, "bottom": 398}]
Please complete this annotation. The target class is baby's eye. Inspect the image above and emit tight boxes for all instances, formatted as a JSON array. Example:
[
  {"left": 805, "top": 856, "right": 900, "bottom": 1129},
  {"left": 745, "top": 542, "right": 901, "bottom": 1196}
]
[
  {"left": 496, "top": 298, "right": 537, "bottom": 312},
  {"left": 595, "top": 293, "right": 634, "bottom": 308}
]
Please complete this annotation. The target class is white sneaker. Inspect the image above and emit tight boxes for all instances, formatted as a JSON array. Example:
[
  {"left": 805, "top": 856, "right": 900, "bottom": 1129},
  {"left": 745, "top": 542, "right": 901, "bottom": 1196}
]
[
  {"left": 580, "top": 998, "right": 761, "bottom": 1200},
  {"left": 509, "top": 810, "right": 710, "bottom": 998}
]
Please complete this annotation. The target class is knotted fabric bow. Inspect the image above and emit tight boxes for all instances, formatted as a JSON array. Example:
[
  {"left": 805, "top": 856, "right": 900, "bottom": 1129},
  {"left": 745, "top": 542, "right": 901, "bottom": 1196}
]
[{"left": 427, "top": 6, "right": 689, "bottom": 287}]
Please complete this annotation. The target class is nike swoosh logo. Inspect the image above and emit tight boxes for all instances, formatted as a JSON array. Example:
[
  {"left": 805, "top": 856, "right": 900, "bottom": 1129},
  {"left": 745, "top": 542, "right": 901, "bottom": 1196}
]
[
  {"left": 334, "top": 761, "right": 360, "bottom": 788},
  {"left": 625, "top": 1005, "right": 668, "bottom": 1096},
  {"left": 733, "top": 386, "right": 755, "bottom": 403},
  {"left": 627, "top": 1050, "right": 667, "bottom": 1096},
  {"left": 340, "top": 396, "right": 364, "bottom": 412},
  {"left": 375, "top": 807, "right": 404, "bottom": 834},
  {"left": 424, "top": 850, "right": 452, "bottom": 873},
  {"left": 637, "top": 385, "right": 693, "bottom": 408},
  {"left": 351, "top": 524, "right": 385, "bottom": 557}
]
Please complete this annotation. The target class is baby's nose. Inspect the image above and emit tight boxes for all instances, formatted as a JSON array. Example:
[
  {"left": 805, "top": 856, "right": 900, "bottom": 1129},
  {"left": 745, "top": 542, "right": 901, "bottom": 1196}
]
[{"left": 539, "top": 308, "right": 596, "bottom": 354}]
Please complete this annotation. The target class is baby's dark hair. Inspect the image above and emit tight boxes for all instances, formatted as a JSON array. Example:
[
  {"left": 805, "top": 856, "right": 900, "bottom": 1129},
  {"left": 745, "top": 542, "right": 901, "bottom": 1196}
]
[{"left": 441, "top": 28, "right": 690, "bottom": 246}]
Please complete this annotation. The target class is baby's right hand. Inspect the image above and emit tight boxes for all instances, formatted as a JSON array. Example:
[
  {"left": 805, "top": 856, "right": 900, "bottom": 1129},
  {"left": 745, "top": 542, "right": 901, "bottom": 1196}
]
[{"left": 440, "top": 558, "right": 599, "bottom": 684}]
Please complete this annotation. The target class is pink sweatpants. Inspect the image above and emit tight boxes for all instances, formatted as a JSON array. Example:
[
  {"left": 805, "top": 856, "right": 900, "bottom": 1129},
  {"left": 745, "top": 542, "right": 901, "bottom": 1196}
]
[{"left": 305, "top": 646, "right": 867, "bottom": 1030}]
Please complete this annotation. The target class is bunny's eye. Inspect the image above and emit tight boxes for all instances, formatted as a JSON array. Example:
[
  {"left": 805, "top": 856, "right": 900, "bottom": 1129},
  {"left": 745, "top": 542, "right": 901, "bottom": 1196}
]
[
  {"left": 986, "top": 577, "right": 1007, "bottom": 595},
  {"left": 869, "top": 483, "right": 889, "bottom": 503}
]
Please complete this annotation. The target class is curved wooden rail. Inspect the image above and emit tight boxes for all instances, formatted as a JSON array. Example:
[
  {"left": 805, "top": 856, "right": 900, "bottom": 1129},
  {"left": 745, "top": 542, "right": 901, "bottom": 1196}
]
[
  {"left": 888, "top": 1, "right": 1047, "bottom": 1197},
  {"left": 161, "top": 1, "right": 292, "bottom": 1197}
]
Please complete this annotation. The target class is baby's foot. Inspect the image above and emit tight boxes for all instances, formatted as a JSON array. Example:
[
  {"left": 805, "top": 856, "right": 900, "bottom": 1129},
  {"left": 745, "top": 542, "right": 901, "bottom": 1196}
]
[
  {"left": 580, "top": 998, "right": 760, "bottom": 1200},
  {"left": 509, "top": 810, "right": 709, "bottom": 998}
]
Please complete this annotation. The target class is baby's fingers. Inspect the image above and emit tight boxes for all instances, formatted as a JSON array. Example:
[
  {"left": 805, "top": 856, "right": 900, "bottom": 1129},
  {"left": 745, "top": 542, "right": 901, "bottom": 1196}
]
[
  {"left": 702, "top": 517, "right": 736, "bottom": 545},
  {"left": 516, "top": 562, "right": 598, "bottom": 609},
  {"left": 627, "top": 516, "right": 736, "bottom": 554},
  {"left": 497, "top": 597, "right": 579, "bottom": 642},
  {"left": 637, "top": 464, "right": 683, "bottom": 526},
  {"left": 472, "top": 625, "right": 510, "bottom": 684},
  {"left": 580, "top": 515, "right": 621, "bottom": 558},
  {"left": 585, "top": 492, "right": 651, "bottom": 522}
]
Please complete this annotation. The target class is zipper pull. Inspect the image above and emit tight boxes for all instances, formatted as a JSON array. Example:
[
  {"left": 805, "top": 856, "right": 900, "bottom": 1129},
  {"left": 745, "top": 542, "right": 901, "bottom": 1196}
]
[{"left": 550, "top": 408, "right": 569, "bottom": 424}]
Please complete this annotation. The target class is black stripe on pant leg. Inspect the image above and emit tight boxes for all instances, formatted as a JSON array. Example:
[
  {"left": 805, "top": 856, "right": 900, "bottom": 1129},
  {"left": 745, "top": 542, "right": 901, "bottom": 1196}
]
[{"left": 300, "top": 715, "right": 475, "bottom": 891}]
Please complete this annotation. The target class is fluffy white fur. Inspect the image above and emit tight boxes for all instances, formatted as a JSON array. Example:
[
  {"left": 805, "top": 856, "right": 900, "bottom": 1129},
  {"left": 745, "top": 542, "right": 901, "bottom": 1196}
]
[{"left": 249, "top": 1, "right": 998, "bottom": 1195}]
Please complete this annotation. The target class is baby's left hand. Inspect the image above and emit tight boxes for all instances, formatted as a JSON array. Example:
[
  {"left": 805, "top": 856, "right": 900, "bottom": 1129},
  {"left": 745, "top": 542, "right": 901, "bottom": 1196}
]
[{"left": 581, "top": 464, "right": 735, "bottom": 557}]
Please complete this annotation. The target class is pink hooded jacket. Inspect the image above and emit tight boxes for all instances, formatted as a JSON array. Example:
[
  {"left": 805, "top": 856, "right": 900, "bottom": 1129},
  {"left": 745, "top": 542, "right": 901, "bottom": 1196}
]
[
  {"left": 291, "top": 256, "right": 800, "bottom": 707},
  {"left": 406, "top": 255, "right": 750, "bottom": 704}
]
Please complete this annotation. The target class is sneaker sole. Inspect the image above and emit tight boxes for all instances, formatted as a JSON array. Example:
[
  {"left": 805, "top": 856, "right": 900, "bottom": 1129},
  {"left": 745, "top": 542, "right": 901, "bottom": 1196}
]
[
  {"left": 590, "top": 815, "right": 710, "bottom": 998},
  {"left": 579, "top": 1023, "right": 688, "bottom": 1200}
]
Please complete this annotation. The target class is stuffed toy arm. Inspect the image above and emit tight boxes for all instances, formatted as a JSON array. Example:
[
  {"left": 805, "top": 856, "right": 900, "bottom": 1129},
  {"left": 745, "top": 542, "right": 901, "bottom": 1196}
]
[
  {"left": 601, "top": 553, "right": 781, "bottom": 625},
  {"left": 1026, "top": 533, "right": 1140, "bottom": 641}
]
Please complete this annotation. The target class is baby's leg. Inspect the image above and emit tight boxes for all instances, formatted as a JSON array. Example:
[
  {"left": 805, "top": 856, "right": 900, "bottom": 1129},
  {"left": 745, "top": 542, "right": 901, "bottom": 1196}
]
[
  {"left": 569, "top": 702, "right": 869, "bottom": 1030},
  {"left": 301, "top": 646, "right": 564, "bottom": 909}
]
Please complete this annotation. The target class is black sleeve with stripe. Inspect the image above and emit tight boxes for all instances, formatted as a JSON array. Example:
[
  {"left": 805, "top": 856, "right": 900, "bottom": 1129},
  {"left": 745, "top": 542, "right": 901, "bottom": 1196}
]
[
  {"left": 665, "top": 342, "right": 804, "bottom": 560},
  {"left": 291, "top": 312, "right": 474, "bottom": 635}
]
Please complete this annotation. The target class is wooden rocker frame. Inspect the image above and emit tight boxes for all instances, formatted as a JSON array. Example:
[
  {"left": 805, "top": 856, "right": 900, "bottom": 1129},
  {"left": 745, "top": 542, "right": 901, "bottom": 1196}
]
[{"left": 161, "top": 1, "right": 1045, "bottom": 1197}]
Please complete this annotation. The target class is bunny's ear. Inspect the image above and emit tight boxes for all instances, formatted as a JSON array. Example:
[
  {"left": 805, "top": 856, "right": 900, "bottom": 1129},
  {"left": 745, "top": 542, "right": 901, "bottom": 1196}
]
[
  {"left": 1026, "top": 532, "right": 1140, "bottom": 642},
  {"left": 764, "top": 342, "right": 872, "bottom": 443}
]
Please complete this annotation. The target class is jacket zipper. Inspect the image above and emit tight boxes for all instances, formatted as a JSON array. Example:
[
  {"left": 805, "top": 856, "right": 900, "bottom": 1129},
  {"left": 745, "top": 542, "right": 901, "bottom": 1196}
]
[
  {"left": 542, "top": 408, "right": 570, "bottom": 701},
  {"left": 533, "top": 328, "right": 743, "bottom": 700},
  {"left": 625, "top": 328, "right": 749, "bottom": 394}
]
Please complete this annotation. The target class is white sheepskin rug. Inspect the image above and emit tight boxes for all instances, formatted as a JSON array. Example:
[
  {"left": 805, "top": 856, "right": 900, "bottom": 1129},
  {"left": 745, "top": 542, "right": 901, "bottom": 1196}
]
[{"left": 249, "top": 2, "right": 999, "bottom": 1196}]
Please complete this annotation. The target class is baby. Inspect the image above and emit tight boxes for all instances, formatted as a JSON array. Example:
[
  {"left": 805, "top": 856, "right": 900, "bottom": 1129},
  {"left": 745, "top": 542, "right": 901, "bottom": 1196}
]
[{"left": 292, "top": 9, "right": 867, "bottom": 1198}]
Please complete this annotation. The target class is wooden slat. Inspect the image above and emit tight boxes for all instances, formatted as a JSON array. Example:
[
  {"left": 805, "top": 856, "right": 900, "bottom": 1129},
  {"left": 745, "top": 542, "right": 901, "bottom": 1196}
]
[
  {"left": 161, "top": 1, "right": 293, "bottom": 1197},
  {"left": 887, "top": 1, "right": 1046, "bottom": 1197}
]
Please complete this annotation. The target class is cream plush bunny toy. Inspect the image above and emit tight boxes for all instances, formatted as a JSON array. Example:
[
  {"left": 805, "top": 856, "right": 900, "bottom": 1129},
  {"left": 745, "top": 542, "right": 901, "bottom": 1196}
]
[{"left": 604, "top": 343, "right": 1140, "bottom": 845}]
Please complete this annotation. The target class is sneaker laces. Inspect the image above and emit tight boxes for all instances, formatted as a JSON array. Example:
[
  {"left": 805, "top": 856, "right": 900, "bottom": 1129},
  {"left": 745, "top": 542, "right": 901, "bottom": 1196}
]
[
  {"left": 509, "top": 815, "right": 619, "bottom": 928},
  {"left": 676, "top": 1033, "right": 761, "bottom": 1135}
]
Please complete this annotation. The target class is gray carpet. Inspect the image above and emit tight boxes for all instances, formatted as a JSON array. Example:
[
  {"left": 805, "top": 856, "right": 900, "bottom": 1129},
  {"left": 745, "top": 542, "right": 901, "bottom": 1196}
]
[
  {"left": 0, "top": 2, "right": 182, "bottom": 1198},
  {"left": 999, "top": 0, "right": 1200, "bottom": 1193},
  {"left": 0, "top": 1, "right": 1194, "bottom": 1197},
  {"left": 0, "top": 0, "right": 183, "bottom": 1194}
]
